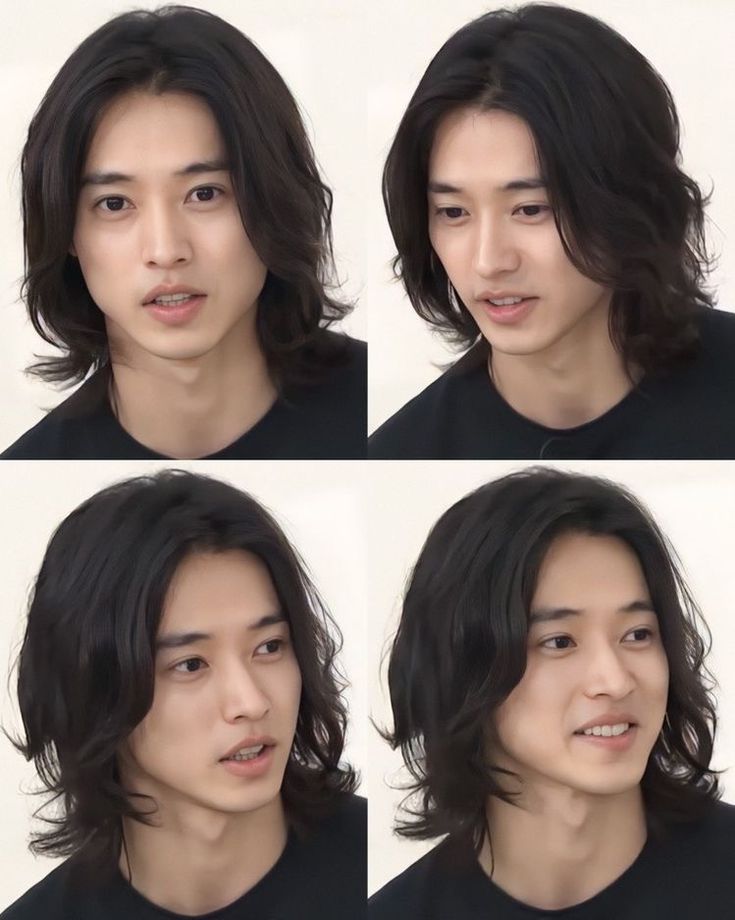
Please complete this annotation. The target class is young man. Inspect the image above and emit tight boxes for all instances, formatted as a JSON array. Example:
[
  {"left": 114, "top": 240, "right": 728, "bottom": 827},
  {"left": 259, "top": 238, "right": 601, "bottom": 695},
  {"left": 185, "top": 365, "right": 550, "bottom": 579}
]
[
  {"left": 2, "top": 7, "right": 365, "bottom": 459},
  {"left": 370, "top": 468, "right": 735, "bottom": 917},
  {"left": 369, "top": 4, "right": 735, "bottom": 459},
  {"left": 1, "top": 471, "right": 365, "bottom": 919}
]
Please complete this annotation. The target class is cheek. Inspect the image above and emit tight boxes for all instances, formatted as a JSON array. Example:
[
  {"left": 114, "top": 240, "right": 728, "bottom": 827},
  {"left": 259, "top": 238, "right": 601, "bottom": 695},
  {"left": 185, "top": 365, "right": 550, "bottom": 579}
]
[
  {"left": 644, "top": 648, "right": 670, "bottom": 701},
  {"left": 494, "top": 667, "right": 565, "bottom": 756}
]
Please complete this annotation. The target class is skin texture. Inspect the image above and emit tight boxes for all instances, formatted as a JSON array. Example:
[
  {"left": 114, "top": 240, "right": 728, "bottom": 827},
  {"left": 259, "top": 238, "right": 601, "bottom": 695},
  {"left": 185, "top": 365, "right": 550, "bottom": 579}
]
[
  {"left": 71, "top": 91, "right": 276, "bottom": 457},
  {"left": 116, "top": 550, "right": 302, "bottom": 915},
  {"left": 481, "top": 533, "right": 670, "bottom": 909},
  {"left": 428, "top": 108, "right": 634, "bottom": 429}
]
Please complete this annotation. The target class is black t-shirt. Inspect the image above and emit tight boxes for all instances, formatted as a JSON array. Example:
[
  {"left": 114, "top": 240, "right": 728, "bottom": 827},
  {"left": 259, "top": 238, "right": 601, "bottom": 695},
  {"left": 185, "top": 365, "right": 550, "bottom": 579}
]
[
  {"left": 1, "top": 794, "right": 365, "bottom": 920},
  {"left": 369, "top": 800, "right": 735, "bottom": 919},
  {"left": 368, "top": 308, "right": 735, "bottom": 459},
  {"left": 1, "top": 335, "right": 366, "bottom": 460}
]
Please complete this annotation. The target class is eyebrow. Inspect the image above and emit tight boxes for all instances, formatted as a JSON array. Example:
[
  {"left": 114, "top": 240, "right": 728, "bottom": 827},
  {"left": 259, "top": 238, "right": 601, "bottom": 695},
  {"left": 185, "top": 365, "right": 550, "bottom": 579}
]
[
  {"left": 155, "top": 611, "right": 287, "bottom": 652},
  {"left": 528, "top": 599, "right": 655, "bottom": 625},
  {"left": 428, "top": 178, "right": 547, "bottom": 194},
  {"left": 80, "top": 159, "right": 230, "bottom": 188}
]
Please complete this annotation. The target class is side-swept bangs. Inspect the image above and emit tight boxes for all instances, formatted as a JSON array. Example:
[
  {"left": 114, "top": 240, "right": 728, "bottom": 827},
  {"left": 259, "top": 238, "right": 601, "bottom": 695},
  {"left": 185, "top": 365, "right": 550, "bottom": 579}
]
[{"left": 383, "top": 3, "right": 715, "bottom": 373}]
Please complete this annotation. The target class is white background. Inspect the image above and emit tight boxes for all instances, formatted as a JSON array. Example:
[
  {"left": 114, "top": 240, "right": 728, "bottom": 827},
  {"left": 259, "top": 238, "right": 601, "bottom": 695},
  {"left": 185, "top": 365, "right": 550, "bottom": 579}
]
[
  {"left": 368, "top": 461, "right": 735, "bottom": 894},
  {"left": 367, "top": 0, "right": 735, "bottom": 431},
  {"left": 0, "top": 0, "right": 367, "bottom": 450},
  {"left": 0, "top": 460, "right": 367, "bottom": 909}
]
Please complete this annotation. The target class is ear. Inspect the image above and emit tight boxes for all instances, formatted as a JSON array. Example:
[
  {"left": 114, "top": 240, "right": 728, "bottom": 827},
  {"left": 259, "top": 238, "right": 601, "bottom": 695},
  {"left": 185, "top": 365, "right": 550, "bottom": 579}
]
[{"left": 68, "top": 239, "right": 77, "bottom": 258}]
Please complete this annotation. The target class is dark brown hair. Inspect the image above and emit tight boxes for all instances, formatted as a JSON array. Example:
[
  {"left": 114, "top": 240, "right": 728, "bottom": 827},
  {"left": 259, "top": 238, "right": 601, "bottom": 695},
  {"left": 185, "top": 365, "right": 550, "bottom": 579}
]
[
  {"left": 22, "top": 5, "right": 351, "bottom": 389},
  {"left": 385, "top": 468, "right": 720, "bottom": 852},
  {"left": 6, "top": 470, "right": 356, "bottom": 883},
  {"left": 383, "top": 3, "right": 716, "bottom": 374}
]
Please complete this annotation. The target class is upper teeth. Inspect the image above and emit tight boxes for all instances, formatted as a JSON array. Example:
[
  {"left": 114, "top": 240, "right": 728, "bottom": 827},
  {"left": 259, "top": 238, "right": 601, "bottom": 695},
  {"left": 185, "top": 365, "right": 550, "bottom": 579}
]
[
  {"left": 153, "top": 293, "right": 196, "bottom": 304},
  {"left": 581, "top": 722, "right": 630, "bottom": 737},
  {"left": 228, "top": 744, "right": 265, "bottom": 761},
  {"left": 489, "top": 296, "right": 524, "bottom": 306}
]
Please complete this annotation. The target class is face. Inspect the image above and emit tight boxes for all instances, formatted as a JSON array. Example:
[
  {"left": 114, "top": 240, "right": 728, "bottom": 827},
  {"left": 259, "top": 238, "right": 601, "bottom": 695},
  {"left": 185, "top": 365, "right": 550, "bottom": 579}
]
[
  {"left": 118, "top": 550, "right": 302, "bottom": 819},
  {"left": 428, "top": 107, "right": 612, "bottom": 361},
  {"left": 492, "top": 532, "right": 669, "bottom": 798},
  {"left": 72, "top": 91, "right": 268, "bottom": 365}
]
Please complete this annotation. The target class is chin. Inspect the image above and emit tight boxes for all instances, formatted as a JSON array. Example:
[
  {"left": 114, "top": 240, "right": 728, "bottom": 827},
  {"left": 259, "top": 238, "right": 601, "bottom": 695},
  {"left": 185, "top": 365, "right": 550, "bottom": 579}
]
[{"left": 569, "top": 769, "right": 646, "bottom": 797}]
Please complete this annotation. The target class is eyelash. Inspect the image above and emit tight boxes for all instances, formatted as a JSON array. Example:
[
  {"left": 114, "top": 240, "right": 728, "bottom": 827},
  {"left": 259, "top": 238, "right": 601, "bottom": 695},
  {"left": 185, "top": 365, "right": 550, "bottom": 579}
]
[
  {"left": 433, "top": 204, "right": 550, "bottom": 220},
  {"left": 94, "top": 185, "right": 224, "bottom": 213},
  {"left": 540, "top": 627, "right": 655, "bottom": 652},
  {"left": 170, "top": 637, "right": 287, "bottom": 675}
]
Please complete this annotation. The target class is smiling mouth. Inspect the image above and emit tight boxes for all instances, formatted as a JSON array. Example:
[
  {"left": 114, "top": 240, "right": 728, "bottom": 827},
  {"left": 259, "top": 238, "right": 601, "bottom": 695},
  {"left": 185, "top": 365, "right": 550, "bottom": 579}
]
[{"left": 573, "top": 722, "right": 637, "bottom": 738}]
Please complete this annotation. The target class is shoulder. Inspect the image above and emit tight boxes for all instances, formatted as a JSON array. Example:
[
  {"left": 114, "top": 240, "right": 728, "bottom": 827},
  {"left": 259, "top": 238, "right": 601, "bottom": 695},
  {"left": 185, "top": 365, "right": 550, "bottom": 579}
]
[
  {"left": 694, "top": 307, "right": 735, "bottom": 362},
  {"left": 270, "top": 332, "right": 366, "bottom": 458},
  {"left": 307, "top": 330, "right": 366, "bottom": 389},
  {"left": 369, "top": 838, "right": 468, "bottom": 918},
  {"left": 1, "top": 374, "right": 107, "bottom": 460},
  {"left": 306, "top": 793, "right": 366, "bottom": 853},
  {"left": 0, "top": 862, "right": 71, "bottom": 919},
  {"left": 666, "top": 799, "right": 735, "bottom": 852},
  {"left": 697, "top": 306, "right": 735, "bottom": 338},
  {"left": 369, "top": 346, "right": 486, "bottom": 459}
]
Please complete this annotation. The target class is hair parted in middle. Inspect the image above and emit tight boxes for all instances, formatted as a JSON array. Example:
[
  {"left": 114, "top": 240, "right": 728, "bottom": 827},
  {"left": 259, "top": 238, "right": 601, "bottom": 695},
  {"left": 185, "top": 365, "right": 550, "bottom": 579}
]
[
  {"left": 384, "top": 467, "right": 719, "bottom": 852},
  {"left": 22, "top": 5, "right": 351, "bottom": 389},
  {"left": 382, "top": 3, "right": 716, "bottom": 375},
  {"left": 8, "top": 469, "right": 356, "bottom": 883}
]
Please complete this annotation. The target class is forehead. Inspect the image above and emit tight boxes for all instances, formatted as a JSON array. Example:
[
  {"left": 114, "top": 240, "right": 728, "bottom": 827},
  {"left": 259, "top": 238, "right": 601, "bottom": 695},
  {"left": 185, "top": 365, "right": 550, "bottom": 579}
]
[
  {"left": 83, "top": 90, "right": 225, "bottom": 174},
  {"left": 428, "top": 107, "right": 541, "bottom": 189},
  {"left": 532, "top": 532, "right": 650, "bottom": 608},
  {"left": 160, "top": 550, "right": 280, "bottom": 629}
]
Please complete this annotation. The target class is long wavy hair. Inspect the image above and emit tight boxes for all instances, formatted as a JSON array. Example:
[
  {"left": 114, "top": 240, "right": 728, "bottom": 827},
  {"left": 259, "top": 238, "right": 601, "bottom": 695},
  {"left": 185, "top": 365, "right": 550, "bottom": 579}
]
[
  {"left": 385, "top": 468, "right": 719, "bottom": 853},
  {"left": 21, "top": 5, "right": 352, "bottom": 390},
  {"left": 383, "top": 3, "right": 716, "bottom": 374},
  {"left": 6, "top": 470, "right": 356, "bottom": 884}
]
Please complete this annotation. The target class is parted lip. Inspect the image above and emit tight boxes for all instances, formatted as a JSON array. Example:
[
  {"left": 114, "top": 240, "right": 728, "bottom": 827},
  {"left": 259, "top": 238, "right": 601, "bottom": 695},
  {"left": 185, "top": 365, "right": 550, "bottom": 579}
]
[
  {"left": 574, "top": 712, "right": 638, "bottom": 734},
  {"left": 219, "top": 735, "right": 276, "bottom": 761},
  {"left": 143, "top": 284, "right": 206, "bottom": 305},
  {"left": 477, "top": 290, "right": 537, "bottom": 301}
]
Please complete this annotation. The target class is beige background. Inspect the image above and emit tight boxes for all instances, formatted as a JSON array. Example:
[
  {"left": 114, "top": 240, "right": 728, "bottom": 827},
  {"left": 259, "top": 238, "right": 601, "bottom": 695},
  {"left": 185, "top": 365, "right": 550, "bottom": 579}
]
[
  {"left": 0, "top": 459, "right": 367, "bottom": 909},
  {"left": 368, "top": 461, "right": 735, "bottom": 894}
]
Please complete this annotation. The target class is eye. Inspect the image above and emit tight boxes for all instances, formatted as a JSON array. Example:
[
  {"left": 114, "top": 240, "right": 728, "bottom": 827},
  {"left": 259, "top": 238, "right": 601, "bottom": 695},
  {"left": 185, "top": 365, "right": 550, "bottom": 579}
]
[
  {"left": 95, "top": 196, "right": 130, "bottom": 213},
  {"left": 434, "top": 206, "right": 467, "bottom": 220},
  {"left": 513, "top": 204, "right": 550, "bottom": 218},
  {"left": 188, "top": 185, "right": 222, "bottom": 203},
  {"left": 255, "top": 638, "right": 287, "bottom": 657},
  {"left": 623, "top": 627, "right": 654, "bottom": 643},
  {"left": 540, "top": 635, "right": 576, "bottom": 651},
  {"left": 172, "top": 657, "right": 207, "bottom": 674}
]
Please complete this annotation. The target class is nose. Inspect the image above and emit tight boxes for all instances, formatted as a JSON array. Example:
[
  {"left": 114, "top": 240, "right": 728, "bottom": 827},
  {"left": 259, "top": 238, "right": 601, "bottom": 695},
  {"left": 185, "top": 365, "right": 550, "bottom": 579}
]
[
  {"left": 219, "top": 663, "right": 270, "bottom": 723},
  {"left": 581, "top": 641, "right": 636, "bottom": 701},
  {"left": 472, "top": 216, "right": 521, "bottom": 278},
  {"left": 139, "top": 202, "right": 192, "bottom": 268}
]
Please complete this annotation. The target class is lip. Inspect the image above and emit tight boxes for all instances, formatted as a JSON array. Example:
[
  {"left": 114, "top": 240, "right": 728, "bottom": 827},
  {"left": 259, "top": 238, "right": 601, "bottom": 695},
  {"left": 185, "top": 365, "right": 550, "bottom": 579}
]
[
  {"left": 219, "top": 735, "right": 277, "bottom": 762},
  {"left": 477, "top": 291, "right": 536, "bottom": 301},
  {"left": 573, "top": 724, "right": 638, "bottom": 752},
  {"left": 479, "top": 296, "right": 537, "bottom": 325},
  {"left": 142, "top": 283, "right": 206, "bottom": 305},
  {"left": 574, "top": 713, "right": 638, "bottom": 734},
  {"left": 144, "top": 295, "right": 206, "bottom": 326},
  {"left": 219, "top": 744, "right": 274, "bottom": 778}
]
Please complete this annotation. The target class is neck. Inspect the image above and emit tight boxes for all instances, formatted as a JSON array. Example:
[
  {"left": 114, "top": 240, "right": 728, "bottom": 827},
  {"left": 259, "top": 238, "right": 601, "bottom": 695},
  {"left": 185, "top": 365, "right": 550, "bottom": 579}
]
[
  {"left": 481, "top": 784, "right": 647, "bottom": 910},
  {"left": 119, "top": 795, "right": 288, "bottom": 915},
  {"left": 489, "top": 305, "right": 637, "bottom": 430},
  {"left": 108, "top": 314, "right": 277, "bottom": 458}
]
